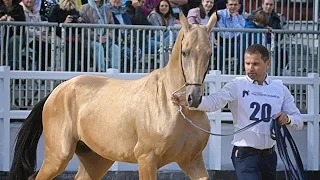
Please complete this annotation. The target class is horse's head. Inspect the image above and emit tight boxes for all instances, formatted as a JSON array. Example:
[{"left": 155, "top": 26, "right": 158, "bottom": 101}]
[{"left": 178, "top": 12, "right": 217, "bottom": 108}]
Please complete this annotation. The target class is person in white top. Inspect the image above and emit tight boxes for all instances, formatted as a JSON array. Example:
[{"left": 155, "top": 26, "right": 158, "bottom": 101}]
[{"left": 171, "top": 44, "right": 303, "bottom": 180}]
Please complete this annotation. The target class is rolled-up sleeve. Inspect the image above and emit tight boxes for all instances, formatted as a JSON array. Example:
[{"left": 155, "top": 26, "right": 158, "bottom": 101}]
[
  {"left": 282, "top": 87, "right": 304, "bottom": 130},
  {"left": 193, "top": 80, "right": 237, "bottom": 112}
]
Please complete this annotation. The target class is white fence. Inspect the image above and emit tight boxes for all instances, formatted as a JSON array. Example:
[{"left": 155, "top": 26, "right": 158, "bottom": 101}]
[{"left": 0, "top": 66, "right": 319, "bottom": 172}]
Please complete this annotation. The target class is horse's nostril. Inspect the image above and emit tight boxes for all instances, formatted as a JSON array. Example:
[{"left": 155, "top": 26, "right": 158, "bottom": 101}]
[
  {"left": 188, "top": 95, "right": 192, "bottom": 102},
  {"left": 198, "top": 96, "right": 202, "bottom": 104}
]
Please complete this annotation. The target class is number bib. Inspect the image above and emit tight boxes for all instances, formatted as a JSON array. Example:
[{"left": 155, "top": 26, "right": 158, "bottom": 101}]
[{"left": 231, "top": 77, "right": 284, "bottom": 134}]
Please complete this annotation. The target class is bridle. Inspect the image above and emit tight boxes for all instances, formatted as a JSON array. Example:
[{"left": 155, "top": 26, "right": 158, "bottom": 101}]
[{"left": 177, "top": 35, "right": 210, "bottom": 92}]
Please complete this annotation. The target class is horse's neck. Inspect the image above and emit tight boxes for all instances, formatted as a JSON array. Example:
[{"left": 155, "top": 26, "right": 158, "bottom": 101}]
[{"left": 162, "top": 37, "right": 186, "bottom": 94}]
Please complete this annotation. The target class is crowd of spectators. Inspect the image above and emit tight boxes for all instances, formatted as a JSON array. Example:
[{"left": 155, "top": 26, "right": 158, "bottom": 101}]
[{"left": 0, "top": 0, "right": 286, "bottom": 73}]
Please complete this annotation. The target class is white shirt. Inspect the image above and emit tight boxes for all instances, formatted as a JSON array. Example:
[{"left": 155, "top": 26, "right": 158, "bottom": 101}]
[{"left": 195, "top": 75, "right": 303, "bottom": 149}]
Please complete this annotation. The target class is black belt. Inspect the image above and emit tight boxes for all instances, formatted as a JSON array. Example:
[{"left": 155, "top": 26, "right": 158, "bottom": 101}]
[{"left": 237, "top": 146, "right": 275, "bottom": 156}]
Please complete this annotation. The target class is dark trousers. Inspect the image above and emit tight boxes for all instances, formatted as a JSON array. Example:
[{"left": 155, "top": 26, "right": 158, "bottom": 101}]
[{"left": 231, "top": 146, "right": 277, "bottom": 180}]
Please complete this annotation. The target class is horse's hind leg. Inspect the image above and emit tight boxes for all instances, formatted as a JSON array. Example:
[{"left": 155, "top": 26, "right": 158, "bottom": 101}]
[
  {"left": 35, "top": 118, "right": 77, "bottom": 179},
  {"left": 177, "top": 154, "right": 209, "bottom": 180},
  {"left": 35, "top": 140, "right": 76, "bottom": 180},
  {"left": 75, "top": 146, "right": 114, "bottom": 180}
]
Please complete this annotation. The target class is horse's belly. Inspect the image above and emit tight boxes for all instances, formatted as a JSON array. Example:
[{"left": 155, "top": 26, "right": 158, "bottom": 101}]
[{"left": 79, "top": 117, "right": 138, "bottom": 163}]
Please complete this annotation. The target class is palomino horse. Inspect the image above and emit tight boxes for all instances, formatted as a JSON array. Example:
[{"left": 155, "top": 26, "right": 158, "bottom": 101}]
[{"left": 9, "top": 12, "right": 217, "bottom": 180}]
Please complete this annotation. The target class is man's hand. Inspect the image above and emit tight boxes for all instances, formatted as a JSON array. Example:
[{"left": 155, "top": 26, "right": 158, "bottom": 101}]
[
  {"left": 274, "top": 112, "right": 290, "bottom": 126},
  {"left": 171, "top": 92, "right": 187, "bottom": 106}
]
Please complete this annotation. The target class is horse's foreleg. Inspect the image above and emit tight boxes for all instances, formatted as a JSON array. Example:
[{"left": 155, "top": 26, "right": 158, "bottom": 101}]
[
  {"left": 75, "top": 150, "right": 114, "bottom": 180},
  {"left": 136, "top": 152, "right": 159, "bottom": 180},
  {"left": 178, "top": 154, "right": 209, "bottom": 180}
]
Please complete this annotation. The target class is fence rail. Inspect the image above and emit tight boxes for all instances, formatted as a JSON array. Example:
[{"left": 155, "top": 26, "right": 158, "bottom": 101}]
[
  {"left": 0, "top": 67, "right": 319, "bottom": 171},
  {"left": 1, "top": 22, "right": 319, "bottom": 74}
]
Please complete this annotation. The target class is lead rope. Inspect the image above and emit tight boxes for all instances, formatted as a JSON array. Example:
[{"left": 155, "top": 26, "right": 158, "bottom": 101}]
[{"left": 171, "top": 85, "right": 265, "bottom": 136}]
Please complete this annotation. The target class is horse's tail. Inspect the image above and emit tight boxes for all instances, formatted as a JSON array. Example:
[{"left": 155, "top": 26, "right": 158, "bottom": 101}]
[{"left": 8, "top": 95, "right": 50, "bottom": 180}]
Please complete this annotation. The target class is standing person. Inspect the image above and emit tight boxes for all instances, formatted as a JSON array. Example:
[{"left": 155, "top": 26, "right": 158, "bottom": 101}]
[{"left": 171, "top": 44, "right": 303, "bottom": 180}]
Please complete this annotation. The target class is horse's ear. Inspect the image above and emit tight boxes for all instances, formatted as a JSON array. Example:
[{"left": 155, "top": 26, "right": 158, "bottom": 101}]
[
  {"left": 179, "top": 11, "right": 190, "bottom": 31},
  {"left": 206, "top": 12, "right": 218, "bottom": 33}
]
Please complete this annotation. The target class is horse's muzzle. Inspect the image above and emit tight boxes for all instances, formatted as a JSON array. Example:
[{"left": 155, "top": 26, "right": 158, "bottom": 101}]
[{"left": 186, "top": 86, "right": 203, "bottom": 108}]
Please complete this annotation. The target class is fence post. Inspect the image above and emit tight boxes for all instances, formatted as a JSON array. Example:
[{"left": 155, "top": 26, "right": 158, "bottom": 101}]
[
  {"left": 208, "top": 70, "right": 222, "bottom": 170},
  {"left": 0, "top": 66, "right": 10, "bottom": 171},
  {"left": 307, "top": 73, "right": 319, "bottom": 170},
  {"left": 270, "top": 32, "right": 275, "bottom": 75}
]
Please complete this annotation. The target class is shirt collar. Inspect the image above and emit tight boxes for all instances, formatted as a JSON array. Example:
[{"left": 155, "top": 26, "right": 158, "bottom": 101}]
[{"left": 245, "top": 74, "right": 271, "bottom": 86}]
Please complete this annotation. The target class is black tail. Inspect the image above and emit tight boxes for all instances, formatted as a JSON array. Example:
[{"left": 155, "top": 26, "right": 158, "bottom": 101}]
[{"left": 8, "top": 95, "right": 50, "bottom": 180}]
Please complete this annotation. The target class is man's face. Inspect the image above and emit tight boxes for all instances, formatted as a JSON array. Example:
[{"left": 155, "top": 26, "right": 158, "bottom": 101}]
[
  {"left": 244, "top": 53, "right": 270, "bottom": 82},
  {"left": 226, "top": 0, "right": 240, "bottom": 15},
  {"left": 22, "top": 0, "right": 34, "bottom": 9},
  {"left": 262, "top": 0, "right": 274, "bottom": 14}
]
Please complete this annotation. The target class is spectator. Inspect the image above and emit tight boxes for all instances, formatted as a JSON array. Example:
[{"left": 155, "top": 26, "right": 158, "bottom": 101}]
[
  {"left": 181, "top": 0, "right": 242, "bottom": 17},
  {"left": 108, "top": 0, "right": 142, "bottom": 71},
  {"left": 216, "top": 0, "right": 243, "bottom": 14},
  {"left": 244, "top": 10, "right": 268, "bottom": 44},
  {"left": 0, "top": 0, "right": 26, "bottom": 70},
  {"left": 80, "top": 0, "right": 120, "bottom": 71},
  {"left": 20, "top": 0, "right": 61, "bottom": 71},
  {"left": 48, "top": 0, "right": 84, "bottom": 71},
  {"left": 148, "top": 0, "right": 178, "bottom": 48},
  {"left": 126, "top": 0, "right": 160, "bottom": 53},
  {"left": 247, "top": 0, "right": 283, "bottom": 42},
  {"left": 215, "top": 0, "right": 245, "bottom": 73},
  {"left": 187, "top": 0, "right": 216, "bottom": 25},
  {"left": 180, "top": 0, "right": 201, "bottom": 17},
  {"left": 216, "top": 0, "right": 245, "bottom": 41},
  {"left": 148, "top": 0, "right": 176, "bottom": 27},
  {"left": 247, "top": 0, "right": 286, "bottom": 75},
  {"left": 141, "top": 0, "right": 159, "bottom": 16},
  {"left": 126, "top": 0, "right": 149, "bottom": 25}
]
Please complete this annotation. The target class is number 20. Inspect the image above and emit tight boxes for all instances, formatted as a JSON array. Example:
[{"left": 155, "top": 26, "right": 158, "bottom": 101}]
[{"left": 249, "top": 102, "right": 272, "bottom": 122}]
